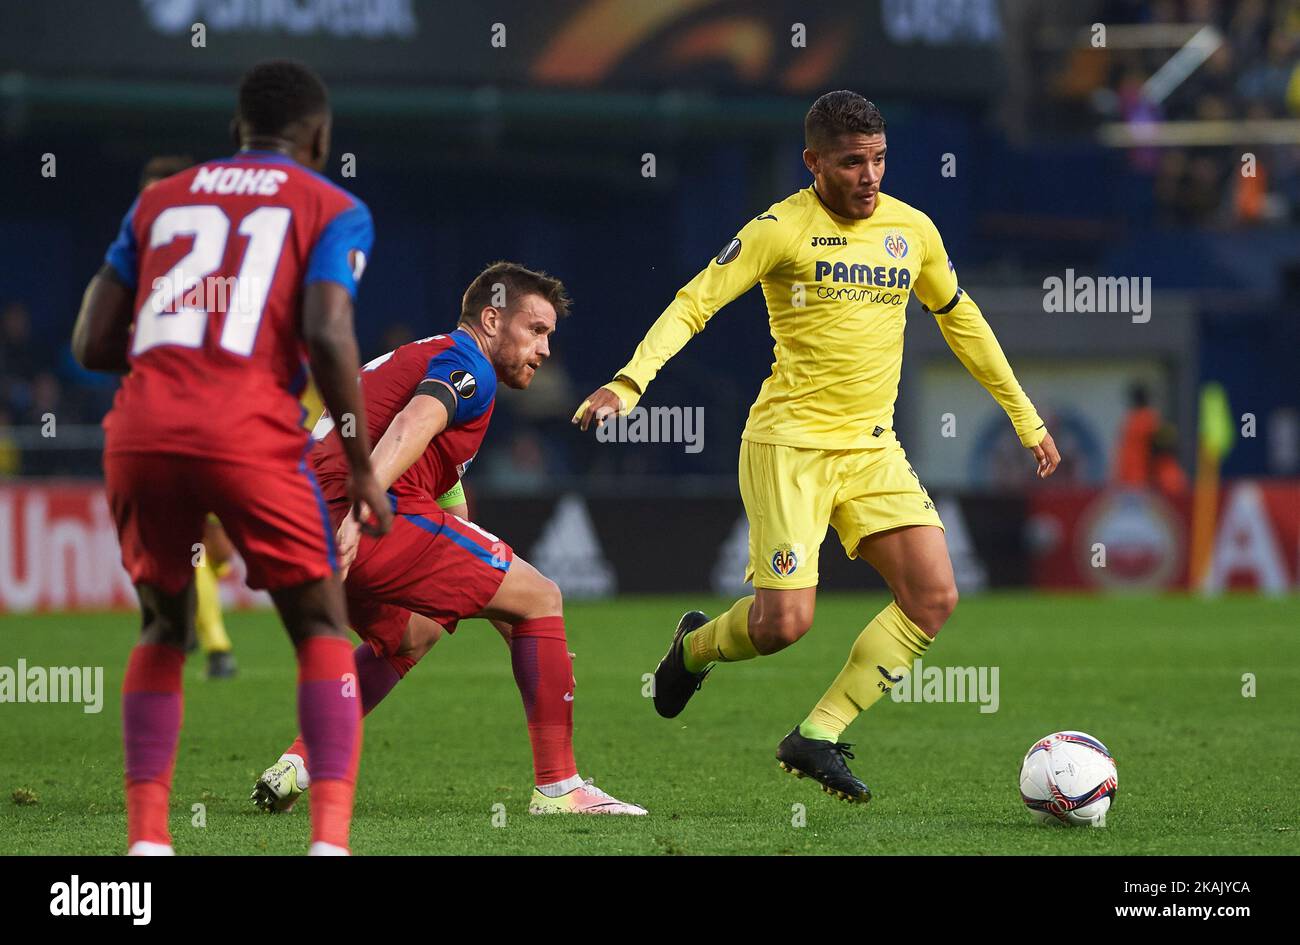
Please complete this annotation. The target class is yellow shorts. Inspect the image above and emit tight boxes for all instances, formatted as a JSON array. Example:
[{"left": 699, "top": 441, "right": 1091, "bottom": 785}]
[{"left": 739, "top": 438, "right": 944, "bottom": 589}]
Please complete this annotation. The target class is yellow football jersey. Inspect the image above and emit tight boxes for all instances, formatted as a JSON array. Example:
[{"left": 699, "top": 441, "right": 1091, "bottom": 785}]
[{"left": 615, "top": 186, "right": 1045, "bottom": 450}]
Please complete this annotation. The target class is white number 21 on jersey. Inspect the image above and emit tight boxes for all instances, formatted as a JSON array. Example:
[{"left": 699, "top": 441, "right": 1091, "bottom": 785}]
[{"left": 132, "top": 204, "right": 291, "bottom": 357}]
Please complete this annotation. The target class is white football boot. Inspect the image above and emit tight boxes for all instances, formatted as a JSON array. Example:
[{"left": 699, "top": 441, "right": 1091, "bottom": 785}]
[
  {"left": 528, "top": 779, "right": 647, "bottom": 815},
  {"left": 250, "top": 755, "right": 309, "bottom": 813}
]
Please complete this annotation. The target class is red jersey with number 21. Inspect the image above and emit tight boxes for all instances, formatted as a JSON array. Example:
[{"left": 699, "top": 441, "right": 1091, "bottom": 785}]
[{"left": 101, "top": 150, "right": 374, "bottom": 468}]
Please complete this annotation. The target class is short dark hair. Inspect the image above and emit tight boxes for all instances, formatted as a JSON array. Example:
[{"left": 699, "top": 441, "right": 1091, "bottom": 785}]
[
  {"left": 460, "top": 261, "right": 572, "bottom": 323},
  {"left": 237, "top": 60, "right": 329, "bottom": 138},
  {"left": 139, "top": 155, "right": 194, "bottom": 192},
  {"left": 805, "top": 91, "right": 886, "bottom": 150}
]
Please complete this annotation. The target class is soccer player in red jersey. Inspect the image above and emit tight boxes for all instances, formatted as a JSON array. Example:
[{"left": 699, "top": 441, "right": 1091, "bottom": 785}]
[
  {"left": 251, "top": 262, "right": 646, "bottom": 815},
  {"left": 72, "top": 60, "right": 392, "bottom": 855}
]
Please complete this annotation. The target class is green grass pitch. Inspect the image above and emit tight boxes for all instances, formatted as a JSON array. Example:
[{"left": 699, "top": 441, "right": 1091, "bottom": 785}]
[{"left": 2, "top": 593, "right": 1297, "bottom": 855}]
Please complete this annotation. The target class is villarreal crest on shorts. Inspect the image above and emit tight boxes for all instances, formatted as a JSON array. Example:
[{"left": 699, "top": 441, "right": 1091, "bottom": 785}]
[{"left": 738, "top": 438, "right": 944, "bottom": 589}]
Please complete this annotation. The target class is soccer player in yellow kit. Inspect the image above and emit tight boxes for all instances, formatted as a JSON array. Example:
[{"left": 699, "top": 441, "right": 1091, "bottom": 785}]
[{"left": 574, "top": 91, "right": 1060, "bottom": 803}]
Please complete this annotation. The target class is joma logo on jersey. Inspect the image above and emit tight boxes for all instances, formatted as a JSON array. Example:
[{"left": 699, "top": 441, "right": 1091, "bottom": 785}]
[
  {"left": 810, "top": 235, "right": 848, "bottom": 247},
  {"left": 814, "top": 261, "right": 912, "bottom": 289}
]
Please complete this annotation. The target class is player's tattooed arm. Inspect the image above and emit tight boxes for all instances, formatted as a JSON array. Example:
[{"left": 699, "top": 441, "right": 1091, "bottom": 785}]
[
  {"left": 71, "top": 264, "right": 134, "bottom": 373},
  {"left": 302, "top": 280, "right": 392, "bottom": 536}
]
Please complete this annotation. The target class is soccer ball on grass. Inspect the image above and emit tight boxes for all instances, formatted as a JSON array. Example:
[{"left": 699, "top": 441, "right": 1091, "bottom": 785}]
[{"left": 1019, "top": 730, "right": 1117, "bottom": 827}]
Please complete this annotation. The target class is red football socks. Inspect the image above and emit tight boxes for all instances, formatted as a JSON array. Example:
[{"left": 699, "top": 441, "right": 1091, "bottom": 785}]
[
  {"left": 122, "top": 643, "right": 185, "bottom": 849},
  {"left": 510, "top": 616, "right": 578, "bottom": 785},
  {"left": 296, "top": 636, "right": 362, "bottom": 850}
]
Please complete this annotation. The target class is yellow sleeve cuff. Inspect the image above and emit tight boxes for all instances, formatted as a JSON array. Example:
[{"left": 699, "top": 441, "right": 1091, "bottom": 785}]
[
  {"left": 606, "top": 377, "right": 643, "bottom": 413},
  {"left": 1018, "top": 424, "right": 1048, "bottom": 449}
]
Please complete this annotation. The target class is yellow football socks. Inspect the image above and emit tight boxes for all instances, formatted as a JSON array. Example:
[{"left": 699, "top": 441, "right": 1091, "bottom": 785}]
[
  {"left": 683, "top": 596, "right": 756, "bottom": 672},
  {"left": 800, "top": 601, "right": 931, "bottom": 741},
  {"left": 194, "top": 559, "right": 232, "bottom": 655}
]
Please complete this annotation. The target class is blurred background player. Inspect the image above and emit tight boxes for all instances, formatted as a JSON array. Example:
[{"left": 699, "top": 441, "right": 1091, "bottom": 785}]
[
  {"left": 1113, "top": 382, "right": 1188, "bottom": 498},
  {"left": 72, "top": 60, "right": 391, "bottom": 855},
  {"left": 576, "top": 91, "right": 1060, "bottom": 804},
  {"left": 1112, "top": 383, "right": 1160, "bottom": 487},
  {"left": 141, "top": 156, "right": 239, "bottom": 680},
  {"left": 253, "top": 262, "right": 644, "bottom": 815},
  {"left": 192, "top": 516, "right": 238, "bottom": 678}
]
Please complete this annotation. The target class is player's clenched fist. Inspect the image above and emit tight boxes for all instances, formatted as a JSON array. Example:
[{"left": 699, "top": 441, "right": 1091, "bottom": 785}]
[
  {"left": 349, "top": 469, "right": 393, "bottom": 538},
  {"left": 572, "top": 378, "right": 641, "bottom": 431},
  {"left": 335, "top": 514, "right": 362, "bottom": 580},
  {"left": 337, "top": 470, "right": 390, "bottom": 580}
]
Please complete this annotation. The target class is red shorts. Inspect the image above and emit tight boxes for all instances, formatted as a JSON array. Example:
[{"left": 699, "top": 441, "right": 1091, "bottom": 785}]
[
  {"left": 105, "top": 452, "right": 336, "bottom": 594},
  {"left": 332, "top": 503, "right": 513, "bottom": 657}
]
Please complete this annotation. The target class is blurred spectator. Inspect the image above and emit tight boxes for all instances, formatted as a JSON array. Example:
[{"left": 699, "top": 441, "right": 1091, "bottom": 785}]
[
  {"left": 379, "top": 322, "right": 416, "bottom": 357},
  {"left": 1, "top": 301, "right": 38, "bottom": 420},
  {"left": 1237, "top": 27, "right": 1296, "bottom": 107},
  {"left": 24, "top": 372, "right": 63, "bottom": 427},
  {"left": 1114, "top": 383, "right": 1160, "bottom": 485},
  {"left": 1063, "top": 0, "right": 1299, "bottom": 226},
  {"left": 483, "top": 430, "right": 550, "bottom": 493},
  {"left": 1113, "top": 383, "right": 1188, "bottom": 495},
  {"left": 1117, "top": 65, "right": 1164, "bottom": 172},
  {"left": 1, "top": 301, "right": 35, "bottom": 375},
  {"left": 1151, "top": 422, "right": 1190, "bottom": 496},
  {"left": 1174, "top": 42, "right": 1235, "bottom": 122},
  {"left": 57, "top": 346, "right": 118, "bottom": 421},
  {"left": 140, "top": 154, "right": 194, "bottom": 190}
]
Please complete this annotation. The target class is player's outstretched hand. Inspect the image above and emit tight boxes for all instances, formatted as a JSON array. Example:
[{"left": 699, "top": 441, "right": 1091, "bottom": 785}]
[
  {"left": 1031, "top": 431, "right": 1061, "bottom": 479},
  {"left": 573, "top": 378, "right": 644, "bottom": 432},
  {"left": 572, "top": 386, "right": 623, "bottom": 432}
]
